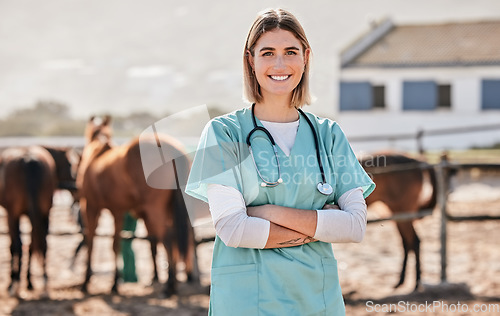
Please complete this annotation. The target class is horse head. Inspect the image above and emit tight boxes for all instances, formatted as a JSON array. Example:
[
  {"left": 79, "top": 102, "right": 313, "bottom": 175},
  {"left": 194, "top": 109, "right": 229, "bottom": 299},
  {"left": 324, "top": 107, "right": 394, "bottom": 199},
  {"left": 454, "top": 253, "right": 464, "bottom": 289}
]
[
  {"left": 77, "top": 115, "right": 114, "bottom": 190},
  {"left": 85, "top": 115, "right": 113, "bottom": 144}
]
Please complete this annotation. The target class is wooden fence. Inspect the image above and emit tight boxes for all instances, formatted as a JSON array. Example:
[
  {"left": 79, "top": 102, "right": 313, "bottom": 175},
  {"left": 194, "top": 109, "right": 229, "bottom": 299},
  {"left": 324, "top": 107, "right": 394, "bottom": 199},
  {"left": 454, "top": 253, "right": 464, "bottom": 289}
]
[
  {"left": 349, "top": 123, "right": 500, "bottom": 154},
  {"left": 366, "top": 155, "right": 500, "bottom": 283}
]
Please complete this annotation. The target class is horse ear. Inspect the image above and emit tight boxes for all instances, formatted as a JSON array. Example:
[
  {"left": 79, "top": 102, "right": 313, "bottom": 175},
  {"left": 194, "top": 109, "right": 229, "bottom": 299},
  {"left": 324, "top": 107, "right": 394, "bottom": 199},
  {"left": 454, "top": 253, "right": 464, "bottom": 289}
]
[
  {"left": 103, "top": 115, "right": 112, "bottom": 126},
  {"left": 89, "top": 115, "right": 96, "bottom": 123}
]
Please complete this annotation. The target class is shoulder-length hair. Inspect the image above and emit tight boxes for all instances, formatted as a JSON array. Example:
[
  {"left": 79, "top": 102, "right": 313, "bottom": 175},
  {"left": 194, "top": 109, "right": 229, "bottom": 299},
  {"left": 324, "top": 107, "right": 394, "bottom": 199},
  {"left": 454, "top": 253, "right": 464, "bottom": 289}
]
[{"left": 243, "top": 8, "right": 312, "bottom": 108}]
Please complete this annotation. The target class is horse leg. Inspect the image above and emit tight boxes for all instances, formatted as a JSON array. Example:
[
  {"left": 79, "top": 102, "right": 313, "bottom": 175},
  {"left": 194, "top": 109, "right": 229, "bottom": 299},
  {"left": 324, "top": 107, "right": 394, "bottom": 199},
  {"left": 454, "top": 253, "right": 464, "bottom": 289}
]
[
  {"left": 162, "top": 230, "right": 177, "bottom": 298},
  {"left": 26, "top": 214, "right": 49, "bottom": 292},
  {"left": 394, "top": 221, "right": 420, "bottom": 290},
  {"left": 70, "top": 202, "right": 86, "bottom": 270},
  {"left": 81, "top": 200, "right": 99, "bottom": 293},
  {"left": 141, "top": 212, "right": 160, "bottom": 285},
  {"left": 27, "top": 245, "right": 34, "bottom": 290},
  {"left": 394, "top": 239, "right": 409, "bottom": 289},
  {"left": 7, "top": 217, "right": 22, "bottom": 296},
  {"left": 111, "top": 213, "right": 125, "bottom": 293},
  {"left": 184, "top": 228, "right": 200, "bottom": 284},
  {"left": 149, "top": 236, "right": 159, "bottom": 283},
  {"left": 41, "top": 214, "right": 50, "bottom": 292},
  {"left": 70, "top": 239, "right": 86, "bottom": 271},
  {"left": 414, "top": 232, "right": 421, "bottom": 291}
]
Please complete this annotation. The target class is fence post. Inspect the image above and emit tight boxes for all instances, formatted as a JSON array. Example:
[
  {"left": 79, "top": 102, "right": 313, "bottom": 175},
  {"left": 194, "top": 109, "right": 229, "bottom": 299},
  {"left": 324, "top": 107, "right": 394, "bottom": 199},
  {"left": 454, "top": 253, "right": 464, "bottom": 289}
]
[
  {"left": 416, "top": 128, "right": 425, "bottom": 155},
  {"left": 437, "top": 153, "right": 450, "bottom": 284}
]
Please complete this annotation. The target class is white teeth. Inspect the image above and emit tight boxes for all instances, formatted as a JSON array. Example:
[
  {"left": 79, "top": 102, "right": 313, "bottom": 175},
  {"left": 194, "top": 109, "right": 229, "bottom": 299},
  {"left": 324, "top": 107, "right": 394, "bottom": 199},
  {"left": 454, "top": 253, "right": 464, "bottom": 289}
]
[{"left": 270, "top": 75, "right": 289, "bottom": 81}]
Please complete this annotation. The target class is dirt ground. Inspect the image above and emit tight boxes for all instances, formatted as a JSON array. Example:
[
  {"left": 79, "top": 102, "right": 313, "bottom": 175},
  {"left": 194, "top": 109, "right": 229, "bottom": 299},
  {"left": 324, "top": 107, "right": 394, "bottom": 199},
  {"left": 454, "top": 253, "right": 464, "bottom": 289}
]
[{"left": 0, "top": 169, "right": 499, "bottom": 315}]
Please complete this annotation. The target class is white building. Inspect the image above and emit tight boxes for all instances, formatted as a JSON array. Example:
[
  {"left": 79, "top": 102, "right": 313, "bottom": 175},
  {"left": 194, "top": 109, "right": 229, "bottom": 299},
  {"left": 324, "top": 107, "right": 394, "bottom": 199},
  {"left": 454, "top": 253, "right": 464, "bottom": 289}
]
[{"left": 338, "top": 19, "right": 500, "bottom": 152}]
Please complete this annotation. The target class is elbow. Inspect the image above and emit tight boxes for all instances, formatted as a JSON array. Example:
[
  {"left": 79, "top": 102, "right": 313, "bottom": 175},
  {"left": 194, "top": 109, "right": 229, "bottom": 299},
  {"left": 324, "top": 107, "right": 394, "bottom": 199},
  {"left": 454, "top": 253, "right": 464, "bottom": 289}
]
[
  {"left": 215, "top": 227, "right": 241, "bottom": 248},
  {"left": 214, "top": 220, "right": 242, "bottom": 248},
  {"left": 221, "top": 238, "right": 240, "bottom": 248},
  {"left": 351, "top": 230, "right": 365, "bottom": 243},
  {"left": 350, "top": 224, "right": 366, "bottom": 243}
]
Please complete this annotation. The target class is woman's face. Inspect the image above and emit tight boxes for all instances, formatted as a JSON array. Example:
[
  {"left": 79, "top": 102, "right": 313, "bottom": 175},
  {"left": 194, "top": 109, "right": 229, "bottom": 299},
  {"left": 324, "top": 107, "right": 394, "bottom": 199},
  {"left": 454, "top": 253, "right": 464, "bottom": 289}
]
[{"left": 249, "top": 29, "right": 309, "bottom": 102}]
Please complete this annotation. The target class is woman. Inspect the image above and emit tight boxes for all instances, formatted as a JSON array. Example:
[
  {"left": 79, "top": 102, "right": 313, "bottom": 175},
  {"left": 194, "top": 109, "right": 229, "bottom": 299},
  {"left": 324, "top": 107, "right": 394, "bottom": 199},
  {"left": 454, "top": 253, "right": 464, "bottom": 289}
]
[{"left": 186, "top": 8, "right": 375, "bottom": 315}]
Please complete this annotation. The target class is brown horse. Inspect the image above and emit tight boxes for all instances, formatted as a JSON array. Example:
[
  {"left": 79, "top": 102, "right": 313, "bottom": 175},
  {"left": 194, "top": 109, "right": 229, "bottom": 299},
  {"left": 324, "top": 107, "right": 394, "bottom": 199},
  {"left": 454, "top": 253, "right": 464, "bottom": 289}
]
[
  {"left": 359, "top": 152, "right": 437, "bottom": 291},
  {"left": 76, "top": 115, "right": 198, "bottom": 296},
  {"left": 43, "top": 146, "right": 80, "bottom": 193},
  {"left": 0, "top": 146, "right": 57, "bottom": 296}
]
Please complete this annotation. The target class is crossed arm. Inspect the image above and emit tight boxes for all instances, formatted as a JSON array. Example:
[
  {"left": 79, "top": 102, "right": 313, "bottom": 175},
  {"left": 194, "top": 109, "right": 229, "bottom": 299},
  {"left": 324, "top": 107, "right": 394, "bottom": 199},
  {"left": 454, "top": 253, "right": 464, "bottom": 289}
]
[
  {"left": 207, "top": 184, "right": 366, "bottom": 249},
  {"left": 247, "top": 204, "right": 339, "bottom": 248}
]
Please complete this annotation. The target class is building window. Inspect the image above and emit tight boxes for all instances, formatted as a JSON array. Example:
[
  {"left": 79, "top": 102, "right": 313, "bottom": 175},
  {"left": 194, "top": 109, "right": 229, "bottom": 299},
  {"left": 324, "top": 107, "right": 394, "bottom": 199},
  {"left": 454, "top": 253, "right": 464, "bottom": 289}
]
[
  {"left": 437, "top": 84, "right": 451, "bottom": 108},
  {"left": 402, "top": 81, "right": 437, "bottom": 110},
  {"left": 339, "top": 81, "right": 385, "bottom": 111},
  {"left": 373, "top": 85, "right": 385, "bottom": 109},
  {"left": 481, "top": 79, "right": 500, "bottom": 110}
]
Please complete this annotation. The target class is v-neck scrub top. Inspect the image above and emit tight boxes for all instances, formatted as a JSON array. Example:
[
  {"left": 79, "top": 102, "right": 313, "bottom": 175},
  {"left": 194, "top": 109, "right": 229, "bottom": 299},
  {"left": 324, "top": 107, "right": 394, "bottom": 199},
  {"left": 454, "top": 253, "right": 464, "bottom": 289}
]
[{"left": 186, "top": 107, "right": 375, "bottom": 316}]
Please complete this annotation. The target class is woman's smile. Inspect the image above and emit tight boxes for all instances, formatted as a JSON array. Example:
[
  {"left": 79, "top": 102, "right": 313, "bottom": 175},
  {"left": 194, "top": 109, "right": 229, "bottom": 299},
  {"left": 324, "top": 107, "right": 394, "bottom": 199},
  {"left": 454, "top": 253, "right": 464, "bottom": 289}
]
[{"left": 269, "top": 75, "right": 291, "bottom": 81}]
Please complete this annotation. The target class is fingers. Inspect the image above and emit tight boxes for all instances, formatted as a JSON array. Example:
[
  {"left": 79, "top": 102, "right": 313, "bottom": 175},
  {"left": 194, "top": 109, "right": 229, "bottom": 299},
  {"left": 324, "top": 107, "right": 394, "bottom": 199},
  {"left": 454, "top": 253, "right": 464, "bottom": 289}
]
[{"left": 322, "top": 204, "right": 340, "bottom": 210}]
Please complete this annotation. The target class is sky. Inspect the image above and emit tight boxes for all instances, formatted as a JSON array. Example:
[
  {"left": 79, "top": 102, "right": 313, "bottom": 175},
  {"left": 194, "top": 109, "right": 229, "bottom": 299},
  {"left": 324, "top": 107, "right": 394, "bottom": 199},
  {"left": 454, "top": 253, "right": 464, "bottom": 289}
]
[{"left": 1, "top": 0, "right": 500, "bottom": 120}]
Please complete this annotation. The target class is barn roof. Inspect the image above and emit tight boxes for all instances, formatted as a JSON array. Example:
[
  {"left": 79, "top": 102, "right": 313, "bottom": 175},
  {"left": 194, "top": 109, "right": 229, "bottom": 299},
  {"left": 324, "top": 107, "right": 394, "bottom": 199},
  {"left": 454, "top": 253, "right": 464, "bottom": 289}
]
[{"left": 341, "top": 19, "right": 500, "bottom": 68}]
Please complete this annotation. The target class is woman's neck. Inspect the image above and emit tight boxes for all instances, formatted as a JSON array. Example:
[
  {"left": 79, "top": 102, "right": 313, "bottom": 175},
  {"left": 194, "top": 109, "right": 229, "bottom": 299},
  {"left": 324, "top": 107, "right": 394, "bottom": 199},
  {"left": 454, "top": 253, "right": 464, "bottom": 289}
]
[{"left": 254, "top": 97, "right": 299, "bottom": 123}]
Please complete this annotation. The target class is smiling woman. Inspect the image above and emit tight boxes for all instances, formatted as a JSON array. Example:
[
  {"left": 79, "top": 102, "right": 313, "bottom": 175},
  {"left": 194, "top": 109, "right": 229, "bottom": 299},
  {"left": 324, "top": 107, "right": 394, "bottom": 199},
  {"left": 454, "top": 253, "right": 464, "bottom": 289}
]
[{"left": 185, "top": 8, "right": 375, "bottom": 316}]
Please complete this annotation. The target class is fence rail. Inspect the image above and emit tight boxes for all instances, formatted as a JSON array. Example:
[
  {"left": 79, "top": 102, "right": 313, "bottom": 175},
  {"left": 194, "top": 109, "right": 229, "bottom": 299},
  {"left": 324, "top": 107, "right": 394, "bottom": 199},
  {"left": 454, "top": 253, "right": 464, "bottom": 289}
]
[{"left": 349, "top": 122, "right": 500, "bottom": 153}]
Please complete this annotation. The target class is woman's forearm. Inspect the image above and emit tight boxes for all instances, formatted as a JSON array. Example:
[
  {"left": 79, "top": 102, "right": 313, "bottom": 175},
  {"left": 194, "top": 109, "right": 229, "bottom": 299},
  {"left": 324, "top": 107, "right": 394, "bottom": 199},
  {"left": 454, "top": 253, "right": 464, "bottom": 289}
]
[
  {"left": 247, "top": 204, "right": 317, "bottom": 237},
  {"left": 249, "top": 187, "right": 367, "bottom": 244},
  {"left": 264, "top": 222, "right": 316, "bottom": 248}
]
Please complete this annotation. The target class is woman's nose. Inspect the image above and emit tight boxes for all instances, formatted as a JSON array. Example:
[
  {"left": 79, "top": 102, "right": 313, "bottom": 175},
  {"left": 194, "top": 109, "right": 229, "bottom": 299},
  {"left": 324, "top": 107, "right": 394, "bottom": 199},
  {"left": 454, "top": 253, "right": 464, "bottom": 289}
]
[{"left": 273, "top": 56, "right": 286, "bottom": 69}]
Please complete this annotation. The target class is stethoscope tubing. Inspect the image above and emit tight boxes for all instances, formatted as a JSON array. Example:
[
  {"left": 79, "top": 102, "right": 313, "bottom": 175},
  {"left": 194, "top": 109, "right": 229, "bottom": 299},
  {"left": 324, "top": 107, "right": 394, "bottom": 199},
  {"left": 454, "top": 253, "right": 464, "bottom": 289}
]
[{"left": 247, "top": 104, "right": 329, "bottom": 190}]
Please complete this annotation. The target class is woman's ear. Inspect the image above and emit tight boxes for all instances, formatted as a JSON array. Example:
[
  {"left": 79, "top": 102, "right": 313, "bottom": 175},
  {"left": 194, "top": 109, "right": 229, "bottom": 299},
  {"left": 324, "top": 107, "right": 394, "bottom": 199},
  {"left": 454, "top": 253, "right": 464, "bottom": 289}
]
[
  {"left": 304, "top": 48, "right": 311, "bottom": 68},
  {"left": 246, "top": 50, "right": 254, "bottom": 70}
]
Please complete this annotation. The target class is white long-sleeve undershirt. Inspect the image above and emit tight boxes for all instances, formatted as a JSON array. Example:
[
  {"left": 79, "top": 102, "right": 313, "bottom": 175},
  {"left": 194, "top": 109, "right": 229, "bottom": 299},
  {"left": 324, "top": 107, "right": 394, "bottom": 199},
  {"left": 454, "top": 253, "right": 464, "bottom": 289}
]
[
  {"left": 207, "top": 184, "right": 270, "bottom": 248},
  {"left": 207, "top": 184, "right": 367, "bottom": 248},
  {"left": 314, "top": 187, "right": 367, "bottom": 243}
]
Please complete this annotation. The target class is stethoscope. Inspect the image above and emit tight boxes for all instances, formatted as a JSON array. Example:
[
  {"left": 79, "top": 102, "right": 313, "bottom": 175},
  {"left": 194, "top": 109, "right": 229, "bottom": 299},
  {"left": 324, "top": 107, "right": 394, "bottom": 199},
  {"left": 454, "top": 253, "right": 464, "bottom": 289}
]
[{"left": 246, "top": 103, "right": 333, "bottom": 196}]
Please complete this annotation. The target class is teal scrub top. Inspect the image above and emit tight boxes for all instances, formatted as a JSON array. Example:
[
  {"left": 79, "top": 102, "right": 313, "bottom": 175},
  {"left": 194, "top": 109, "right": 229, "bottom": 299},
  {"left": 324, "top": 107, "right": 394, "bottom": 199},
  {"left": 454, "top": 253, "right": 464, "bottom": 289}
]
[{"left": 186, "top": 107, "right": 375, "bottom": 316}]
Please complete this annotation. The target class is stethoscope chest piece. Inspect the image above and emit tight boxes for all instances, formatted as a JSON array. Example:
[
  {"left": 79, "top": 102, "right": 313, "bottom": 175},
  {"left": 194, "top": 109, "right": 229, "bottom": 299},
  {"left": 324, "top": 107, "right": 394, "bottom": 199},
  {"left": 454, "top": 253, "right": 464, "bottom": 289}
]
[{"left": 317, "top": 182, "right": 333, "bottom": 195}]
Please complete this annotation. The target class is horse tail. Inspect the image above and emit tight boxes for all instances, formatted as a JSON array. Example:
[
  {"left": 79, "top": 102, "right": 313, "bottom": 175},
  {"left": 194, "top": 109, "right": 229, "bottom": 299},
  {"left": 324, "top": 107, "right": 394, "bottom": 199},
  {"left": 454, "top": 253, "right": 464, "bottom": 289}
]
[
  {"left": 419, "top": 165, "right": 438, "bottom": 212},
  {"left": 171, "top": 158, "right": 192, "bottom": 262},
  {"left": 173, "top": 187, "right": 190, "bottom": 260},
  {"left": 24, "top": 156, "right": 47, "bottom": 256}
]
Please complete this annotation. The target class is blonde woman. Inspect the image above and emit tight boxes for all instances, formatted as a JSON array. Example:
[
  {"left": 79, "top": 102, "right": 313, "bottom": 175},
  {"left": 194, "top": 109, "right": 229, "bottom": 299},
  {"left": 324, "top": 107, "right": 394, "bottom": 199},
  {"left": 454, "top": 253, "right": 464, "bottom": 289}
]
[{"left": 186, "top": 8, "right": 375, "bottom": 315}]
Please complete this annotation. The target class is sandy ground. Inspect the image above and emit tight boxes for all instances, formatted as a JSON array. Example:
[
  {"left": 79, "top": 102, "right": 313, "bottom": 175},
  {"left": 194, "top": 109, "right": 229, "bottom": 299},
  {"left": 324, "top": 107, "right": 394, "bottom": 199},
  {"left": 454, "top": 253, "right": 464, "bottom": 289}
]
[{"left": 0, "top": 169, "right": 499, "bottom": 315}]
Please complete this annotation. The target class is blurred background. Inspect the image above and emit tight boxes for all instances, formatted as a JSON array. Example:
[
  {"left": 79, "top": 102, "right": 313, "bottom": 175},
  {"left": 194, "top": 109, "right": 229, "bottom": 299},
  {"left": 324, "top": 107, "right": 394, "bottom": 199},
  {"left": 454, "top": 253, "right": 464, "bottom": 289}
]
[
  {"left": 1, "top": 1, "right": 500, "bottom": 315},
  {"left": 1, "top": 0, "right": 500, "bottom": 151}
]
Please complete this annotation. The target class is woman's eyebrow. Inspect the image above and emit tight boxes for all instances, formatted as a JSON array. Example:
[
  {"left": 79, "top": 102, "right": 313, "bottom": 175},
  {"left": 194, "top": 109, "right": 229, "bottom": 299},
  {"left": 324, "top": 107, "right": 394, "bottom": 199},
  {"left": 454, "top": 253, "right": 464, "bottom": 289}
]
[
  {"left": 259, "top": 47, "right": 275, "bottom": 52},
  {"left": 259, "top": 46, "right": 301, "bottom": 52}
]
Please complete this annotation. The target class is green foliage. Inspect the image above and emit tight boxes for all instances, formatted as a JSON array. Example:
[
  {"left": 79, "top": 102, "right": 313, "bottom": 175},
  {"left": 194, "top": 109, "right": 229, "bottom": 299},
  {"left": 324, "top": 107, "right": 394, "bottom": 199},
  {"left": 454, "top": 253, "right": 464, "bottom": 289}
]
[
  {"left": 0, "top": 100, "right": 78, "bottom": 136},
  {"left": 0, "top": 101, "right": 232, "bottom": 137},
  {"left": 0, "top": 101, "right": 164, "bottom": 137}
]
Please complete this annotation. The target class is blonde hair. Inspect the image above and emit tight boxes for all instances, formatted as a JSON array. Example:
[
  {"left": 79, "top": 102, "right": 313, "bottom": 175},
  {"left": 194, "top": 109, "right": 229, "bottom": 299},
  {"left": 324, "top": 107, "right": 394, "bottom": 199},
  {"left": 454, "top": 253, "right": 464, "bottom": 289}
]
[{"left": 243, "top": 8, "right": 312, "bottom": 108}]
